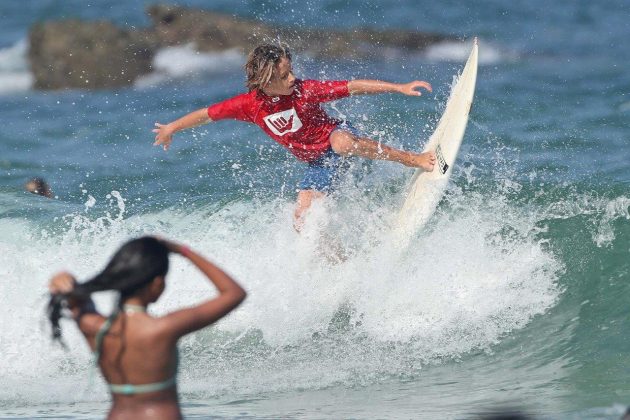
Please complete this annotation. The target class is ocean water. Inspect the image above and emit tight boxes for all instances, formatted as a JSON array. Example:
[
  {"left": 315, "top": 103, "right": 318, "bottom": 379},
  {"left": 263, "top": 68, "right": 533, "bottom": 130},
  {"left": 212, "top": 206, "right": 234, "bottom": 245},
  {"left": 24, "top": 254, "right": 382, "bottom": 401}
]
[{"left": 1, "top": 0, "right": 629, "bottom": 419}]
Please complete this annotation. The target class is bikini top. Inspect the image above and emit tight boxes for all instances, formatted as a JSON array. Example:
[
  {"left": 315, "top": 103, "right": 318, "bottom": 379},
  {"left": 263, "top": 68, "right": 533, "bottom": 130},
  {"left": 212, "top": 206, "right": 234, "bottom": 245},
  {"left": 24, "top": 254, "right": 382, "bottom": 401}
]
[{"left": 94, "top": 304, "right": 178, "bottom": 395}]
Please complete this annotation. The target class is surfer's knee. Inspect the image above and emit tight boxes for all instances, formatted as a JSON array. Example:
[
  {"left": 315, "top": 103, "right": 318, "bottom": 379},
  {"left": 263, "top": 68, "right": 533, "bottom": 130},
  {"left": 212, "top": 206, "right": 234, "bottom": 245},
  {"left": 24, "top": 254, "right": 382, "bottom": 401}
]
[
  {"left": 294, "top": 190, "right": 324, "bottom": 232},
  {"left": 329, "top": 130, "right": 356, "bottom": 156},
  {"left": 295, "top": 190, "right": 323, "bottom": 214}
]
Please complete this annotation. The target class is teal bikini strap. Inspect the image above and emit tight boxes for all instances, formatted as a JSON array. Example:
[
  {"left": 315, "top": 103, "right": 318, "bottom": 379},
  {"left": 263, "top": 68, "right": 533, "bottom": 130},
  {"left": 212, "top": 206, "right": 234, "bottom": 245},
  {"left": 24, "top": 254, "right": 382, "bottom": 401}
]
[
  {"left": 87, "top": 310, "right": 119, "bottom": 391},
  {"left": 108, "top": 376, "right": 177, "bottom": 395},
  {"left": 87, "top": 307, "right": 179, "bottom": 395},
  {"left": 108, "top": 347, "right": 179, "bottom": 395},
  {"left": 94, "top": 312, "right": 118, "bottom": 362}
]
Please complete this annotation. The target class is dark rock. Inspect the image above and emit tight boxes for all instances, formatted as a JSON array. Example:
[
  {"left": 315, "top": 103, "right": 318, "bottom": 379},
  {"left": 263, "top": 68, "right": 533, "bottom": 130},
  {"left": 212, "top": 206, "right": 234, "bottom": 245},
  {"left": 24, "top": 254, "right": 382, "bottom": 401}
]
[
  {"left": 146, "top": 4, "right": 452, "bottom": 58},
  {"left": 28, "top": 4, "right": 455, "bottom": 90},
  {"left": 29, "top": 20, "right": 155, "bottom": 90},
  {"left": 146, "top": 4, "right": 272, "bottom": 51}
]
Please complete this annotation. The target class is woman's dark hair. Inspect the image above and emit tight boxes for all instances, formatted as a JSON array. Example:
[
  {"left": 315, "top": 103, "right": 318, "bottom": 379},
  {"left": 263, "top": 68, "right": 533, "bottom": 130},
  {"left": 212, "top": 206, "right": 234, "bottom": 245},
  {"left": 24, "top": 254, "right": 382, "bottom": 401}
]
[{"left": 47, "top": 237, "right": 170, "bottom": 341}]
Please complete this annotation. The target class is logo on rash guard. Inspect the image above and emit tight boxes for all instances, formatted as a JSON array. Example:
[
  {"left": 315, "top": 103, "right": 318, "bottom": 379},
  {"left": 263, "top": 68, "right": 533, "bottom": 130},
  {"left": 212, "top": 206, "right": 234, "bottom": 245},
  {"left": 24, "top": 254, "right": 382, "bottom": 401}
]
[{"left": 263, "top": 108, "right": 303, "bottom": 136}]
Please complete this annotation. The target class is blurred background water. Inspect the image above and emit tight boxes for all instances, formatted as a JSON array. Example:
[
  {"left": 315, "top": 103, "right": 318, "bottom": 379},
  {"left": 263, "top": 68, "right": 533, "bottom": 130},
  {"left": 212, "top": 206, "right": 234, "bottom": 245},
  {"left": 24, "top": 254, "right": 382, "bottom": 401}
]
[{"left": 0, "top": 0, "right": 629, "bottom": 418}]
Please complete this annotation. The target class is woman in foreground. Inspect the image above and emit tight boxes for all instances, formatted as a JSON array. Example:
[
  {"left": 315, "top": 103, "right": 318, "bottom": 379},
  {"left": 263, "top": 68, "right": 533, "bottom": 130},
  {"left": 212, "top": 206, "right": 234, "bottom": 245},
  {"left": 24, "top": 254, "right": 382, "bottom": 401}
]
[{"left": 47, "top": 236, "right": 246, "bottom": 419}]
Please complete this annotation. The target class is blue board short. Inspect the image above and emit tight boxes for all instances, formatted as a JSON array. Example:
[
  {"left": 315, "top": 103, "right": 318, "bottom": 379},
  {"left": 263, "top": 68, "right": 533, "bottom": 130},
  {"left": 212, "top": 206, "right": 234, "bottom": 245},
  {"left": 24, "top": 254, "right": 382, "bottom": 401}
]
[{"left": 298, "top": 122, "right": 359, "bottom": 193}]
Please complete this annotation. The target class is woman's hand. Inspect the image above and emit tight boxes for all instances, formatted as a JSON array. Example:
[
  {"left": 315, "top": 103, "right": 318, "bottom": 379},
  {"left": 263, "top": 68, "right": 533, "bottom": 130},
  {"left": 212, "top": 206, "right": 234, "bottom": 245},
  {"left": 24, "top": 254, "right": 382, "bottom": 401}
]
[
  {"left": 49, "top": 272, "right": 77, "bottom": 295},
  {"left": 153, "top": 122, "right": 175, "bottom": 151},
  {"left": 399, "top": 80, "right": 432, "bottom": 96},
  {"left": 154, "top": 236, "right": 189, "bottom": 256}
]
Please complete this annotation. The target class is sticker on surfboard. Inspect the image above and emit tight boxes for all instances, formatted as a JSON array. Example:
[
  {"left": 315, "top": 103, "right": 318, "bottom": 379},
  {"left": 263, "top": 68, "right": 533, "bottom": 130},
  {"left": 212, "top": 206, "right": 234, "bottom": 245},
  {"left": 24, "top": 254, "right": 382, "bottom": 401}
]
[{"left": 435, "top": 144, "right": 449, "bottom": 175}]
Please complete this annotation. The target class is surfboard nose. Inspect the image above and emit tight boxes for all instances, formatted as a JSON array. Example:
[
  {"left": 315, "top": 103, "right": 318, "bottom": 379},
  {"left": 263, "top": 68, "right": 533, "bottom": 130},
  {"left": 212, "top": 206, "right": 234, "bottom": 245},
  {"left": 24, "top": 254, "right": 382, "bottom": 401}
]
[{"left": 396, "top": 38, "right": 478, "bottom": 240}]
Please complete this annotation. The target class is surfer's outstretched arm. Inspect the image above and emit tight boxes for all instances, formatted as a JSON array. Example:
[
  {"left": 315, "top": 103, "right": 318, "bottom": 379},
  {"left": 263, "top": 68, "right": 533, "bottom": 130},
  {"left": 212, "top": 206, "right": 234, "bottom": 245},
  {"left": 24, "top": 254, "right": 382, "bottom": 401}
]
[
  {"left": 348, "top": 80, "right": 432, "bottom": 97},
  {"left": 153, "top": 108, "right": 212, "bottom": 151}
]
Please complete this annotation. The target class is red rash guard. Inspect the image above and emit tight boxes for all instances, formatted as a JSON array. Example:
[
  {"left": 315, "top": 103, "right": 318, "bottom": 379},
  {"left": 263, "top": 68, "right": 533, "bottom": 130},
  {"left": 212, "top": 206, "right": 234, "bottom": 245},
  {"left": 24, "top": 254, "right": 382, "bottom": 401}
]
[{"left": 207, "top": 79, "right": 349, "bottom": 162}]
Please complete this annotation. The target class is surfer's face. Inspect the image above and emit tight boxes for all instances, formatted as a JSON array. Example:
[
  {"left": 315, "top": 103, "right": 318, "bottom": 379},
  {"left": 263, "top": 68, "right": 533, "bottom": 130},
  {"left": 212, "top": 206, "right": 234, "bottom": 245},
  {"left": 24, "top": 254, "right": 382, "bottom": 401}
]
[{"left": 265, "top": 57, "right": 296, "bottom": 96}]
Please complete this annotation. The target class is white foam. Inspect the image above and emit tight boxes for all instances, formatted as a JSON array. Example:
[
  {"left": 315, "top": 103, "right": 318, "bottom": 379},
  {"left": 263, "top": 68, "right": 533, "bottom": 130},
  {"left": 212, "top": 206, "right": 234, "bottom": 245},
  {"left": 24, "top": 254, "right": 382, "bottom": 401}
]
[
  {"left": 0, "top": 183, "right": 563, "bottom": 403},
  {"left": 0, "top": 39, "right": 33, "bottom": 94},
  {"left": 134, "top": 44, "right": 244, "bottom": 88},
  {"left": 425, "top": 39, "right": 513, "bottom": 65},
  {"left": 537, "top": 192, "right": 630, "bottom": 247},
  {"left": 594, "top": 196, "right": 630, "bottom": 247}
]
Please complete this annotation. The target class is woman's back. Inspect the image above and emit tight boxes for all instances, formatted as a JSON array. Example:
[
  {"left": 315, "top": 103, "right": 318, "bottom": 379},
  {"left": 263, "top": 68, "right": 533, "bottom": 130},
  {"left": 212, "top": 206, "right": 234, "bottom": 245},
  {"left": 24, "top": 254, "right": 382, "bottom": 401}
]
[
  {"left": 48, "top": 238, "right": 246, "bottom": 420},
  {"left": 89, "top": 308, "right": 182, "bottom": 419},
  {"left": 98, "top": 310, "right": 178, "bottom": 387}
]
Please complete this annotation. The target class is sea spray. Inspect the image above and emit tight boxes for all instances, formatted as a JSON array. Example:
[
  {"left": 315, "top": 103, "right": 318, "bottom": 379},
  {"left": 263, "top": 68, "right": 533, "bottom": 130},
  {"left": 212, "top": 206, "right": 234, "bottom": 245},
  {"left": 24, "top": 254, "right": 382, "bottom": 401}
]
[
  {"left": 0, "top": 39, "right": 33, "bottom": 94},
  {"left": 0, "top": 169, "right": 568, "bottom": 403}
]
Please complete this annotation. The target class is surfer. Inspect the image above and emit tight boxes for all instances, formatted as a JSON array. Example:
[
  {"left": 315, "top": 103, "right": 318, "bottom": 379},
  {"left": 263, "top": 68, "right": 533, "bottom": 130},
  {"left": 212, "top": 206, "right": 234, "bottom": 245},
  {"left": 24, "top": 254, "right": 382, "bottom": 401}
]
[
  {"left": 46, "top": 236, "right": 246, "bottom": 419},
  {"left": 153, "top": 44, "right": 436, "bottom": 230}
]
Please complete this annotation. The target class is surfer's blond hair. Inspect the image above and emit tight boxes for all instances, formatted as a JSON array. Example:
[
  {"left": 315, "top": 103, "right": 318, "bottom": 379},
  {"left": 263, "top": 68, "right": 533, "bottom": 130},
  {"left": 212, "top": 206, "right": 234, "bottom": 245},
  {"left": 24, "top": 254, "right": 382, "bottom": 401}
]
[{"left": 244, "top": 44, "right": 292, "bottom": 92}]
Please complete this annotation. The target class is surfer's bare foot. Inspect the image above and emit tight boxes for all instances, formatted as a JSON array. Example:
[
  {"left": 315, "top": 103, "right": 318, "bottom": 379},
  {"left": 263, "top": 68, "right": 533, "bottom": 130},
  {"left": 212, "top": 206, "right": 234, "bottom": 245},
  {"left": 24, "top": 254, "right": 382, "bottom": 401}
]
[{"left": 405, "top": 151, "right": 436, "bottom": 171}]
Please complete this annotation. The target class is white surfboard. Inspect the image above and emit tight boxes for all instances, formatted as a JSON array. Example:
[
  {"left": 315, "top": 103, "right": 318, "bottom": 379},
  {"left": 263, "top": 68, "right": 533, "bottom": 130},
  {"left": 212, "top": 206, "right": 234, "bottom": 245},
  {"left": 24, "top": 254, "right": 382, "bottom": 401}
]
[{"left": 395, "top": 38, "right": 478, "bottom": 242}]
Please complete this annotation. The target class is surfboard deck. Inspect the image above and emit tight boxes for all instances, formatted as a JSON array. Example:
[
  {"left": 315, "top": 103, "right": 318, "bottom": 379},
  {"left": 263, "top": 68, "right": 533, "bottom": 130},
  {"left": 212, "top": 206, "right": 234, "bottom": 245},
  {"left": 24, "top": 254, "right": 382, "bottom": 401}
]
[{"left": 395, "top": 38, "right": 479, "bottom": 242}]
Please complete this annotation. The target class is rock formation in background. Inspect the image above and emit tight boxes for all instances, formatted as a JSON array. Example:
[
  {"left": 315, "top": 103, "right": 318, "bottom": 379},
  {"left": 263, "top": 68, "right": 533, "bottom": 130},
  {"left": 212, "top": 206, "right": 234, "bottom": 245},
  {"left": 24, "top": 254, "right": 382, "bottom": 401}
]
[
  {"left": 28, "top": 4, "right": 454, "bottom": 90},
  {"left": 29, "top": 20, "right": 156, "bottom": 90}
]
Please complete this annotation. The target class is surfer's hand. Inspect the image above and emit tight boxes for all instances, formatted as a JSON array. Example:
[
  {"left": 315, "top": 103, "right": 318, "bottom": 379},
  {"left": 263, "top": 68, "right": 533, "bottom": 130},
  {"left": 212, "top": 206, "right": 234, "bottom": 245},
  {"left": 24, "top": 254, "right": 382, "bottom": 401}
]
[
  {"left": 49, "top": 272, "right": 77, "bottom": 295},
  {"left": 405, "top": 151, "right": 436, "bottom": 171},
  {"left": 400, "top": 81, "right": 432, "bottom": 96},
  {"left": 153, "top": 122, "right": 174, "bottom": 151}
]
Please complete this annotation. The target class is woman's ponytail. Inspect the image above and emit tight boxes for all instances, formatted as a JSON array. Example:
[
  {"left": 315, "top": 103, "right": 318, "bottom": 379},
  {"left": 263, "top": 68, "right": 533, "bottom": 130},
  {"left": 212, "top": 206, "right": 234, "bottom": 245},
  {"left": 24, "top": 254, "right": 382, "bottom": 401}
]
[{"left": 47, "top": 237, "right": 170, "bottom": 343}]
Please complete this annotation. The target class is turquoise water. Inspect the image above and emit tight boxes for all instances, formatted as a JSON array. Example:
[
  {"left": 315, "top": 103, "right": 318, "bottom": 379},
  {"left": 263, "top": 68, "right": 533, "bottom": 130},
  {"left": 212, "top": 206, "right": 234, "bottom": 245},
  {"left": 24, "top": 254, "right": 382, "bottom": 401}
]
[{"left": 1, "top": 1, "right": 629, "bottom": 418}]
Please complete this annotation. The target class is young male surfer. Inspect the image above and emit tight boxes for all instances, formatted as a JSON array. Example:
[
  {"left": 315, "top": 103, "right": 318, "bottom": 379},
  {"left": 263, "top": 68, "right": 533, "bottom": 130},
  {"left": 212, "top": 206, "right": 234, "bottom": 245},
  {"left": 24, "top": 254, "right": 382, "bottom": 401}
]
[{"left": 153, "top": 44, "right": 436, "bottom": 230}]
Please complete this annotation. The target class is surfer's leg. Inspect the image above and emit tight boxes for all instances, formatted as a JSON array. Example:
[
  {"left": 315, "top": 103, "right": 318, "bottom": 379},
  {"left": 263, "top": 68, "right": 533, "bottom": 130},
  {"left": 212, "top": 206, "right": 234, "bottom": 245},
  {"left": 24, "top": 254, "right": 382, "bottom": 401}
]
[
  {"left": 330, "top": 129, "right": 436, "bottom": 171},
  {"left": 294, "top": 189, "right": 325, "bottom": 231},
  {"left": 295, "top": 189, "right": 348, "bottom": 263},
  {"left": 294, "top": 148, "right": 349, "bottom": 231}
]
